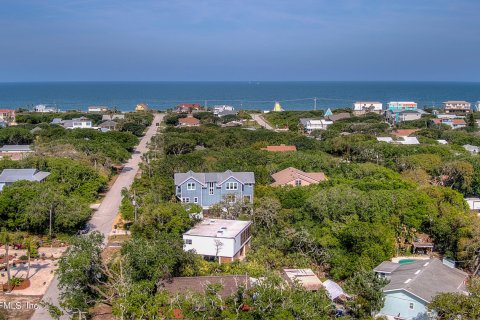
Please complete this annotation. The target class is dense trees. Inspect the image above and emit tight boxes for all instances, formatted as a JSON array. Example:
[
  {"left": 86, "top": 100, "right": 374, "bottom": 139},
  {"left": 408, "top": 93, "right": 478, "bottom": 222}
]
[
  {"left": 0, "top": 157, "right": 106, "bottom": 234},
  {"left": 429, "top": 276, "right": 480, "bottom": 319}
]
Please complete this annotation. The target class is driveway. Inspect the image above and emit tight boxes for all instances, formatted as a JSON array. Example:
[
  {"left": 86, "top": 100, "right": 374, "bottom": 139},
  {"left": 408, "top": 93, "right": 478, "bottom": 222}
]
[
  {"left": 251, "top": 113, "right": 274, "bottom": 130},
  {"left": 31, "top": 113, "right": 164, "bottom": 320}
]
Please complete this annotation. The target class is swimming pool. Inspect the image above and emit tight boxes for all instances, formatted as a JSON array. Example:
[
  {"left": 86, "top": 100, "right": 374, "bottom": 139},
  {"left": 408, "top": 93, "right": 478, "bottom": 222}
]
[{"left": 399, "top": 259, "right": 416, "bottom": 264}]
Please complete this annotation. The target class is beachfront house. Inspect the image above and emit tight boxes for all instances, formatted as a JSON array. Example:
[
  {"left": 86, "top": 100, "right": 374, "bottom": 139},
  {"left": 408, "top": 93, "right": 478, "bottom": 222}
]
[
  {"left": 0, "top": 169, "right": 50, "bottom": 191},
  {"left": 33, "top": 104, "right": 58, "bottom": 113},
  {"left": 374, "top": 259, "right": 468, "bottom": 320},
  {"left": 271, "top": 167, "right": 327, "bottom": 187},
  {"left": 174, "top": 170, "right": 255, "bottom": 209},
  {"left": 387, "top": 101, "right": 418, "bottom": 111},
  {"left": 183, "top": 219, "right": 252, "bottom": 263},
  {"left": 174, "top": 103, "right": 203, "bottom": 113},
  {"left": 353, "top": 101, "right": 383, "bottom": 115},
  {"left": 299, "top": 118, "right": 333, "bottom": 133},
  {"left": 0, "top": 109, "right": 16, "bottom": 125},
  {"left": 213, "top": 105, "right": 238, "bottom": 117},
  {"left": 431, "top": 118, "right": 466, "bottom": 129},
  {"left": 88, "top": 106, "right": 109, "bottom": 113},
  {"left": 443, "top": 100, "right": 471, "bottom": 113}
]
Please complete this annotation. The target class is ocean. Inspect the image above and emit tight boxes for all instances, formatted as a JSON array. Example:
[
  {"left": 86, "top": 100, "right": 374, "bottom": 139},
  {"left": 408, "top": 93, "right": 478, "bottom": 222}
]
[{"left": 0, "top": 81, "right": 479, "bottom": 112}]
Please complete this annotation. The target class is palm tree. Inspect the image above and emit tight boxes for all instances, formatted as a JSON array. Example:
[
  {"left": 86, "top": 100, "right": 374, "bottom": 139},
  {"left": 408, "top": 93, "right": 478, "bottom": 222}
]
[
  {"left": 23, "top": 237, "right": 36, "bottom": 279},
  {"left": 0, "top": 229, "right": 12, "bottom": 292}
]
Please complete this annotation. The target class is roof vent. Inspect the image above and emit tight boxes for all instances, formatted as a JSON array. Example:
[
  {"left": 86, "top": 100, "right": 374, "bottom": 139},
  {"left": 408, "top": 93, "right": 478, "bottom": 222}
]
[
  {"left": 221, "top": 226, "right": 227, "bottom": 230},
  {"left": 216, "top": 230, "right": 224, "bottom": 237}
]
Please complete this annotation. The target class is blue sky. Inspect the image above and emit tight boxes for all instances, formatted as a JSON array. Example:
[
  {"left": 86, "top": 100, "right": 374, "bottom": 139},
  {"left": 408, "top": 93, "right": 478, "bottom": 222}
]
[{"left": 1, "top": 0, "right": 479, "bottom": 81}]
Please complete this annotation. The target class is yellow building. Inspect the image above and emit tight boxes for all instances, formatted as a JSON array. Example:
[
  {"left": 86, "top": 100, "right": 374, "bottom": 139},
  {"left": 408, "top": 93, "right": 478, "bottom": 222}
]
[
  {"left": 273, "top": 101, "right": 284, "bottom": 112},
  {"left": 135, "top": 103, "right": 149, "bottom": 112}
]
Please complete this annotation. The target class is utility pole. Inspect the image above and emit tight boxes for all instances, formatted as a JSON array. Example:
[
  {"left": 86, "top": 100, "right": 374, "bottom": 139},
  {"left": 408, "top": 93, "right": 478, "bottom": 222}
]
[{"left": 132, "top": 191, "right": 137, "bottom": 222}]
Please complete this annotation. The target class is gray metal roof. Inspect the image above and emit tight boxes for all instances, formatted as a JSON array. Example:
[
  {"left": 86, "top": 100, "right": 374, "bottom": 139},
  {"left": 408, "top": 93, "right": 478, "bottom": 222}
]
[
  {"left": 174, "top": 170, "right": 255, "bottom": 186},
  {"left": 373, "top": 261, "right": 400, "bottom": 274},
  {"left": 0, "top": 169, "right": 50, "bottom": 183},
  {"left": 0, "top": 145, "right": 32, "bottom": 152},
  {"left": 381, "top": 259, "right": 468, "bottom": 303}
]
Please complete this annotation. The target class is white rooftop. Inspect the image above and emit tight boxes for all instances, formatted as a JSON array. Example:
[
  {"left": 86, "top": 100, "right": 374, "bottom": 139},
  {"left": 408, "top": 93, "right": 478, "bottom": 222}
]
[{"left": 184, "top": 219, "right": 251, "bottom": 238}]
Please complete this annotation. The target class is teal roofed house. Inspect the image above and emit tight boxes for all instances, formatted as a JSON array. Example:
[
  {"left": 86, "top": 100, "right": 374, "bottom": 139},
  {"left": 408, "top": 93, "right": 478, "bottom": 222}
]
[
  {"left": 174, "top": 170, "right": 255, "bottom": 210},
  {"left": 374, "top": 259, "right": 468, "bottom": 320}
]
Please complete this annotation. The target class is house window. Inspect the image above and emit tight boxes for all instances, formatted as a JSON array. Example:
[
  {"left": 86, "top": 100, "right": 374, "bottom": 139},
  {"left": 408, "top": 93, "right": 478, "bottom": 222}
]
[
  {"left": 187, "top": 182, "right": 196, "bottom": 190},
  {"left": 185, "top": 239, "right": 192, "bottom": 244},
  {"left": 243, "top": 195, "right": 251, "bottom": 203},
  {"left": 295, "top": 179, "right": 302, "bottom": 186},
  {"left": 182, "top": 197, "right": 190, "bottom": 203},
  {"left": 226, "top": 182, "right": 238, "bottom": 190},
  {"left": 194, "top": 197, "right": 198, "bottom": 203},
  {"left": 176, "top": 186, "right": 181, "bottom": 193},
  {"left": 409, "top": 302, "right": 414, "bottom": 309},
  {"left": 208, "top": 182, "right": 214, "bottom": 195},
  {"left": 241, "top": 226, "right": 251, "bottom": 244}
]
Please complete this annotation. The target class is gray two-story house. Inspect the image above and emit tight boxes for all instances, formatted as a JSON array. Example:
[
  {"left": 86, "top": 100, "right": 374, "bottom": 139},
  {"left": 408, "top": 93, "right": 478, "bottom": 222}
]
[{"left": 174, "top": 170, "right": 255, "bottom": 209}]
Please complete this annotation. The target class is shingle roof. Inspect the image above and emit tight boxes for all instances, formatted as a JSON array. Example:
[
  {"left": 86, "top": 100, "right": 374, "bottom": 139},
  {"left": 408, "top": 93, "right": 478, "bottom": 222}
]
[
  {"left": 374, "top": 261, "right": 400, "bottom": 274},
  {"left": 271, "top": 167, "right": 327, "bottom": 186},
  {"left": 381, "top": 259, "right": 468, "bottom": 303},
  {"left": 174, "top": 170, "right": 255, "bottom": 186},
  {"left": 0, "top": 169, "right": 50, "bottom": 183},
  {"left": 158, "top": 275, "right": 251, "bottom": 298}
]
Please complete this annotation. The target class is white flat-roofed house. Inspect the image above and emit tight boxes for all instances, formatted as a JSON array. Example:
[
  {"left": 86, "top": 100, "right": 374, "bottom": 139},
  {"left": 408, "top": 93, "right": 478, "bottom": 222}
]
[
  {"left": 353, "top": 101, "right": 383, "bottom": 115},
  {"left": 183, "top": 219, "right": 252, "bottom": 264},
  {"left": 466, "top": 197, "right": 480, "bottom": 211},
  {"left": 443, "top": 101, "right": 471, "bottom": 113},
  {"left": 299, "top": 118, "right": 333, "bottom": 133}
]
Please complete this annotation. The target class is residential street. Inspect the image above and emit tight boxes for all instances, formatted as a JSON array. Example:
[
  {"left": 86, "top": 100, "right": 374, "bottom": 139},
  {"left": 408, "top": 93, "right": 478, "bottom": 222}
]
[
  {"left": 251, "top": 113, "right": 274, "bottom": 130},
  {"left": 31, "top": 113, "right": 164, "bottom": 320}
]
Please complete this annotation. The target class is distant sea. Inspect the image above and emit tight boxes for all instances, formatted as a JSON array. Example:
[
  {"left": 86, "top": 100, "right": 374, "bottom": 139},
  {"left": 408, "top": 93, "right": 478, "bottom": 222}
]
[{"left": 0, "top": 81, "right": 479, "bottom": 112}]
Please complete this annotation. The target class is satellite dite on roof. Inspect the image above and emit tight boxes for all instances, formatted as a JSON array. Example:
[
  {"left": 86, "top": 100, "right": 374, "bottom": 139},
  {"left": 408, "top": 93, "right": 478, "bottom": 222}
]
[
  {"left": 273, "top": 101, "right": 284, "bottom": 112},
  {"left": 324, "top": 108, "right": 333, "bottom": 116}
]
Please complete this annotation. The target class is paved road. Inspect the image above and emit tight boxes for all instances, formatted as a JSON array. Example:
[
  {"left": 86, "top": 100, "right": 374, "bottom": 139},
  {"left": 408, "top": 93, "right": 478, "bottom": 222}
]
[
  {"left": 251, "top": 113, "right": 274, "bottom": 130},
  {"left": 31, "top": 113, "right": 164, "bottom": 320}
]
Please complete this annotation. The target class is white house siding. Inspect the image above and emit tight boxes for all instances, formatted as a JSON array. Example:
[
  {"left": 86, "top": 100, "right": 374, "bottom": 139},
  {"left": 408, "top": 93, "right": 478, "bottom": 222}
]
[{"left": 183, "top": 235, "right": 236, "bottom": 258}]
